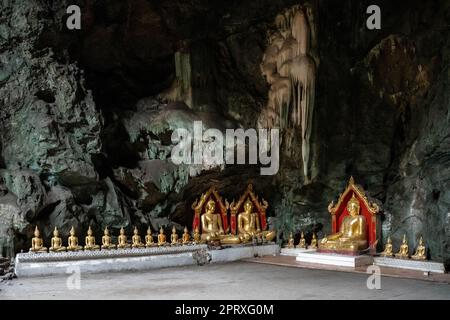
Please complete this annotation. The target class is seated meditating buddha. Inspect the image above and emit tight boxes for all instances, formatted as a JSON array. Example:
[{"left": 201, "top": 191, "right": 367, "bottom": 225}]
[
  {"left": 309, "top": 232, "right": 318, "bottom": 249},
  {"left": 395, "top": 234, "right": 409, "bottom": 259},
  {"left": 30, "top": 226, "right": 47, "bottom": 253},
  {"left": 145, "top": 226, "right": 155, "bottom": 247},
  {"left": 158, "top": 227, "right": 167, "bottom": 246},
  {"left": 201, "top": 199, "right": 240, "bottom": 244},
  {"left": 286, "top": 232, "right": 295, "bottom": 248},
  {"left": 117, "top": 227, "right": 131, "bottom": 249},
  {"left": 237, "top": 199, "right": 276, "bottom": 242},
  {"left": 132, "top": 227, "right": 145, "bottom": 248},
  {"left": 182, "top": 226, "right": 191, "bottom": 244},
  {"left": 380, "top": 236, "right": 394, "bottom": 257},
  {"left": 411, "top": 236, "right": 426, "bottom": 260},
  {"left": 50, "top": 227, "right": 66, "bottom": 252},
  {"left": 67, "top": 226, "right": 83, "bottom": 251},
  {"left": 84, "top": 226, "right": 100, "bottom": 250},
  {"left": 319, "top": 194, "right": 367, "bottom": 252},
  {"left": 296, "top": 232, "right": 306, "bottom": 249},
  {"left": 101, "top": 227, "right": 116, "bottom": 249},
  {"left": 193, "top": 227, "right": 201, "bottom": 244},
  {"left": 171, "top": 226, "right": 179, "bottom": 245}
]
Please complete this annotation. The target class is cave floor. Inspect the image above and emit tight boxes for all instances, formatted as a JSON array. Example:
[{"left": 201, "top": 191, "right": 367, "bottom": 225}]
[{"left": 1, "top": 261, "right": 449, "bottom": 300}]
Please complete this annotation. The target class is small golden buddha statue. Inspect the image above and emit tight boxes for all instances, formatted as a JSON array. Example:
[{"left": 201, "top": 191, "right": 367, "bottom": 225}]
[
  {"left": 395, "top": 234, "right": 409, "bottom": 259},
  {"left": 117, "top": 227, "right": 131, "bottom": 249},
  {"left": 193, "top": 227, "right": 201, "bottom": 244},
  {"left": 170, "top": 226, "right": 179, "bottom": 245},
  {"left": 182, "top": 226, "right": 191, "bottom": 244},
  {"left": 67, "top": 226, "right": 83, "bottom": 251},
  {"left": 101, "top": 227, "right": 116, "bottom": 249},
  {"left": 237, "top": 199, "right": 276, "bottom": 242},
  {"left": 30, "top": 226, "right": 47, "bottom": 253},
  {"left": 411, "top": 236, "right": 426, "bottom": 260},
  {"left": 309, "top": 233, "right": 318, "bottom": 249},
  {"left": 50, "top": 227, "right": 66, "bottom": 252},
  {"left": 84, "top": 226, "right": 100, "bottom": 250},
  {"left": 296, "top": 232, "right": 306, "bottom": 249},
  {"left": 380, "top": 236, "right": 394, "bottom": 257},
  {"left": 131, "top": 226, "right": 145, "bottom": 248},
  {"left": 286, "top": 232, "right": 295, "bottom": 248},
  {"left": 319, "top": 194, "right": 367, "bottom": 252},
  {"left": 145, "top": 226, "right": 155, "bottom": 247},
  {"left": 201, "top": 199, "right": 240, "bottom": 244},
  {"left": 158, "top": 226, "right": 167, "bottom": 246}
]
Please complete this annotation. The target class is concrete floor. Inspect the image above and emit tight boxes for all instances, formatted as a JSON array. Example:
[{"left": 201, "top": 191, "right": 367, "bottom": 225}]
[{"left": 1, "top": 261, "right": 449, "bottom": 299}]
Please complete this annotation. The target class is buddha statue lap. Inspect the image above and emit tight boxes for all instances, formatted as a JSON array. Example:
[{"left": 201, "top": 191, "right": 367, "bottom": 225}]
[
  {"left": 50, "top": 227, "right": 66, "bottom": 252},
  {"left": 67, "top": 226, "right": 83, "bottom": 251},
  {"left": 30, "top": 226, "right": 47, "bottom": 253},
  {"left": 319, "top": 194, "right": 367, "bottom": 253},
  {"left": 84, "top": 226, "right": 100, "bottom": 250},
  {"left": 132, "top": 227, "right": 145, "bottom": 248},
  {"left": 101, "top": 227, "right": 116, "bottom": 249},
  {"left": 380, "top": 236, "right": 394, "bottom": 257},
  {"left": 117, "top": 227, "right": 131, "bottom": 249},
  {"left": 395, "top": 234, "right": 409, "bottom": 259},
  {"left": 201, "top": 199, "right": 240, "bottom": 244},
  {"left": 237, "top": 199, "right": 276, "bottom": 243},
  {"left": 411, "top": 236, "right": 426, "bottom": 260}
]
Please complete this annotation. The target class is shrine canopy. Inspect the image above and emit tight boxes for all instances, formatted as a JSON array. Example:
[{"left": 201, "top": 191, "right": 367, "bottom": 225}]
[{"left": 327, "top": 177, "right": 380, "bottom": 251}]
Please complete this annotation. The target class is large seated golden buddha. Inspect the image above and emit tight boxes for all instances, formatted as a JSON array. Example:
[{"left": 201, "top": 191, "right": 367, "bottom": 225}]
[{"left": 319, "top": 177, "right": 380, "bottom": 255}]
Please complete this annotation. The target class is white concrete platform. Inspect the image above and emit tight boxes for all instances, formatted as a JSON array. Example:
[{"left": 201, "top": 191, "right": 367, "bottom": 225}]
[
  {"left": 374, "top": 257, "right": 445, "bottom": 274},
  {"left": 296, "top": 252, "right": 373, "bottom": 268},
  {"left": 280, "top": 247, "right": 316, "bottom": 256},
  {"left": 15, "top": 244, "right": 280, "bottom": 277}
]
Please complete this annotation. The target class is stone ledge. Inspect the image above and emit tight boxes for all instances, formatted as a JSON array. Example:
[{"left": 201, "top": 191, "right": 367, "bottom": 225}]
[
  {"left": 296, "top": 252, "right": 373, "bottom": 268},
  {"left": 373, "top": 257, "right": 445, "bottom": 274},
  {"left": 280, "top": 248, "right": 316, "bottom": 256}
]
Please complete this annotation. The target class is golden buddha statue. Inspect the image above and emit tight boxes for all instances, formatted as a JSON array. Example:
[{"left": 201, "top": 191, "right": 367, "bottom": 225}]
[
  {"left": 117, "top": 227, "right": 131, "bottom": 249},
  {"left": 182, "top": 226, "right": 191, "bottom": 244},
  {"left": 67, "top": 226, "right": 83, "bottom": 251},
  {"left": 84, "top": 226, "right": 100, "bottom": 250},
  {"left": 132, "top": 226, "right": 145, "bottom": 248},
  {"left": 145, "top": 226, "right": 155, "bottom": 247},
  {"left": 309, "top": 233, "right": 318, "bottom": 249},
  {"left": 158, "top": 226, "right": 167, "bottom": 246},
  {"left": 286, "top": 232, "right": 295, "bottom": 248},
  {"left": 395, "top": 234, "right": 409, "bottom": 259},
  {"left": 237, "top": 199, "right": 276, "bottom": 242},
  {"left": 101, "top": 227, "right": 116, "bottom": 249},
  {"left": 170, "top": 226, "right": 179, "bottom": 245},
  {"left": 201, "top": 199, "right": 240, "bottom": 244},
  {"left": 380, "top": 236, "right": 394, "bottom": 257},
  {"left": 296, "top": 232, "right": 306, "bottom": 249},
  {"left": 193, "top": 227, "right": 201, "bottom": 244},
  {"left": 50, "top": 227, "right": 66, "bottom": 252},
  {"left": 411, "top": 236, "right": 426, "bottom": 260},
  {"left": 30, "top": 226, "right": 47, "bottom": 253},
  {"left": 319, "top": 194, "right": 367, "bottom": 252}
]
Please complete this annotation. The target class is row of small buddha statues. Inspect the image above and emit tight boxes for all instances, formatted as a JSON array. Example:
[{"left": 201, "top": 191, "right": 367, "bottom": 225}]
[
  {"left": 285, "top": 232, "right": 318, "bottom": 249},
  {"left": 29, "top": 225, "right": 204, "bottom": 253},
  {"left": 380, "top": 234, "right": 427, "bottom": 260}
]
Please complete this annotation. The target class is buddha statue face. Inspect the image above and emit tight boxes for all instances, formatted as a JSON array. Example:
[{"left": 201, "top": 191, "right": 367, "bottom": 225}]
[
  {"left": 194, "top": 227, "right": 199, "bottom": 234},
  {"left": 160, "top": 227, "right": 164, "bottom": 234},
  {"left": 206, "top": 199, "right": 215, "bottom": 213},
  {"left": 70, "top": 226, "right": 75, "bottom": 236},
  {"left": 172, "top": 227, "right": 176, "bottom": 234},
  {"left": 88, "top": 226, "right": 93, "bottom": 236},
  {"left": 184, "top": 226, "right": 188, "bottom": 233},
  {"left": 347, "top": 195, "right": 360, "bottom": 216},
  {"left": 244, "top": 199, "right": 253, "bottom": 213},
  {"left": 34, "top": 227, "right": 40, "bottom": 237},
  {"left": 147, "top": 227, "right": 152, "bottom": 235},
  {"left": 53, "top": 227, "right": 59, "bottom": 237},
  {"left": 104, "top": 227, "right": 109, "bottom": 235},
  {"left": 419, "top": 237, "right": 423, "bottom": 246},
  {"left": 134, "top": 227, "right": 138, "bottom": 235},
  {"left": 120, "top": 227, "right": 125, "bottom": 235},
  {"left": 387, "top": 237, "right": 392, "bottom": 244}
]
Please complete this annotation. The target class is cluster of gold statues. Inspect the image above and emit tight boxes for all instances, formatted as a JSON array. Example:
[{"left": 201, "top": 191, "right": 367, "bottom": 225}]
[
  {"left": 286, "top": 231, "right": 318, "bottom": 249},
  {"left": 30, "top": 225, "right": 201, "bottom": 253},
  {"left": 192, "top": 184, "right": 276, "bottom": 245},
  {"left": 380, "top": 234, "right": 427, "bottom": 260}
]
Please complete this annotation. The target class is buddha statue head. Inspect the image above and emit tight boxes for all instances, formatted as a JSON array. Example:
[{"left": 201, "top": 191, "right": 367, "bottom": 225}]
[
  {"left": 120, "top": 227, "right": 125, "bottom": 235},
  {"left": 418, "top": 236, "right": 424, "bottom": 246},
  {"left": 244, "top": 198, "right": 253, "bottom": 213},
  {"left": 206, "top": 199, "right": 215, "bottom": 213},
  {"left": 147, "top": 226, "right": 152, "bottom": 235},
  {"left": 104, "top": 226, "right": 110, "bottom": 236},
  {"left": 53, "top": 226, "right": 59, "bottom": 237},
  {"left": 34, "top": 226, "right": 40, "bottom": 237},
  {"left": 172, "top": 226, "right": 176, "bottom": 234},
  {"left": 70, "top": 226, "right": 76, "bottom": 236},
  {"left": 347, "top": 194, "right": 360, "bottom": 216},
  {"left": 160, "top": 226, "right": 164, "bottom": 234},
  {"left": 87, "top": 226, "right": 93, "bottom": 236},
  {"left": 134, "top": 226, "right": 139, "bottom": 235},
  {"left": 387, "top": 236, "right": 392, "bottom": 244},
  {"left": 184, "top": 226, "right": 188, "bottom": 233}
]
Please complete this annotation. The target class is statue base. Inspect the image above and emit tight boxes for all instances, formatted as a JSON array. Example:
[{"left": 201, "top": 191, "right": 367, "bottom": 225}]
[
  {"left": 317, "top": 248, "right": 366, "bottom": 256},
  {"left": 373, "top": 256, "right": 445, "bottom": 274},
  {"left": 296, "top": 251, "right": 373, "bottom": 268},
  {"left": 280, "top": 248, "right": 317, "bottom": 256}
]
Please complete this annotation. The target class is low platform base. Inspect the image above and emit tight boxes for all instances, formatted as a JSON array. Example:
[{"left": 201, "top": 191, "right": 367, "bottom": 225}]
[
  {"left": 296, "top": 252, "right": 373, "bottom": 268},
  {"left": 280, "top": 248, "right": 317, "bottom": 256},
  {"left": 374, "top": 256, "right": 445, "bottom": 274}
]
